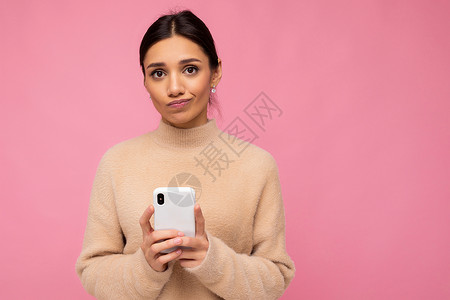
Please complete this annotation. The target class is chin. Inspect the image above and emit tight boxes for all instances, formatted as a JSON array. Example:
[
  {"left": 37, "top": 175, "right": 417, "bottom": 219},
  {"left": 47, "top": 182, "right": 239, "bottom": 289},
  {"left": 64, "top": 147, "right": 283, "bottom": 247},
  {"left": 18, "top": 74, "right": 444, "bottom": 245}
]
[{"left": 164, "top": 114, "right": 194, "bottom": 126}]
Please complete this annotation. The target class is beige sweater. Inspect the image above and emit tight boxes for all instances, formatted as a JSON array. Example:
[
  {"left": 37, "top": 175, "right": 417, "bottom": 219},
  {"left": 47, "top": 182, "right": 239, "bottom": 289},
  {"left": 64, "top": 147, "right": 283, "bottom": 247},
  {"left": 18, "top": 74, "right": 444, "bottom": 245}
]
[{"left": 76, "top": 118, "right": 295, "bottom": 299}]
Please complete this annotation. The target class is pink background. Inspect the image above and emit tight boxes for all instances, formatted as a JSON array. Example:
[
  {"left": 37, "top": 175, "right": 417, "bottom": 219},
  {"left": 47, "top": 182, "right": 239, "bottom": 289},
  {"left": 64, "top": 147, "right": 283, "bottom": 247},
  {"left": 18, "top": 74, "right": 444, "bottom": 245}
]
[{"left": 1, "top": 0, "right": 449, "bottom": 299}]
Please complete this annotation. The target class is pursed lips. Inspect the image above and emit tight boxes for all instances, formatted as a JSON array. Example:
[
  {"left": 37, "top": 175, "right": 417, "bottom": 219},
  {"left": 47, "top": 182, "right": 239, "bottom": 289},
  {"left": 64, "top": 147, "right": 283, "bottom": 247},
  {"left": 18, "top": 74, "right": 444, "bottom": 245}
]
[{"left": 167, "top": 99, "right": 191, "bottom": 106}]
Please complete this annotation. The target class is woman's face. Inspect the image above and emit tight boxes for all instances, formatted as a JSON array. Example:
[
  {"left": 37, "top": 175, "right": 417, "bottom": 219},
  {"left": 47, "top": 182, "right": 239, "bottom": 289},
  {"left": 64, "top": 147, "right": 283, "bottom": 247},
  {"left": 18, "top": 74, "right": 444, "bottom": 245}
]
[{"left": 143, "top": 35, "right": 222, "bottom": 129}]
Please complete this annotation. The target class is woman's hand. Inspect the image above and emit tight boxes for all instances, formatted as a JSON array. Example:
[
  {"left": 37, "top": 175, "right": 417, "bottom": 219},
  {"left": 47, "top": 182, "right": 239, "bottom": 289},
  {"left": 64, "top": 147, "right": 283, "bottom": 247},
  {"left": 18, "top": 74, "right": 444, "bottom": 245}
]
[
  {"left": 176, "top": 204, "right": 209, "bottom": 268},
  {"left": 139, "top": 205, "right": 184, "bottom": 272}
]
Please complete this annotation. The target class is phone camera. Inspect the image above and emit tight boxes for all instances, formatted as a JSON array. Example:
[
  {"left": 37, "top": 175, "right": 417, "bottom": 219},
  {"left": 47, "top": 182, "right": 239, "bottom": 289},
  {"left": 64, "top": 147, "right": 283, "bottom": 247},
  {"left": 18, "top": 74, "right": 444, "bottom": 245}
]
[{"left": 157, "top": 193, "right": 164, "bottom": 205}]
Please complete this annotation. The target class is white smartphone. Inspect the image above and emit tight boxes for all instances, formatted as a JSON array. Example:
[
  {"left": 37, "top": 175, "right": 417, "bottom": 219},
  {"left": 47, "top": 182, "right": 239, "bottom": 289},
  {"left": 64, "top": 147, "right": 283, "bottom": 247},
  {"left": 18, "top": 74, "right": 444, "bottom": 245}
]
[{"left": 153, "top": 187, "right": 196, "bottom": 253}]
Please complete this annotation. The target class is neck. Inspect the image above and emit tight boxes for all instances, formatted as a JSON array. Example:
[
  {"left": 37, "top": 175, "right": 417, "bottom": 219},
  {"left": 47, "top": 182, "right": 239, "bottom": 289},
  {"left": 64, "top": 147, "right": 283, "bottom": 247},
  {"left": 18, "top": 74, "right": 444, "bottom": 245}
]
[{"left": 152, "top": 118, "right": 220, "bottom": 149}]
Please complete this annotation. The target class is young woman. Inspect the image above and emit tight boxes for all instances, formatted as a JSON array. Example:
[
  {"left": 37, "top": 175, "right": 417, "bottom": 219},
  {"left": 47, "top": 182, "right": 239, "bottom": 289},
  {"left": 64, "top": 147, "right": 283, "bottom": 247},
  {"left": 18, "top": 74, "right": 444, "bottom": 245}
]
[{"left": 76, "top": 9, "right": 295, "bottom": 299}]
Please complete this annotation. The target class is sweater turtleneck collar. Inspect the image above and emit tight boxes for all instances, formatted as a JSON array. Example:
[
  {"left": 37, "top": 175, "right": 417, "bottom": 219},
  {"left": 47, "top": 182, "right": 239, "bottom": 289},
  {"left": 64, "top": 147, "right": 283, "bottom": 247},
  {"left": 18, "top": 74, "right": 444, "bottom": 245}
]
[{"left": 152, "top": 118, "right": 221, "bottom": 149}]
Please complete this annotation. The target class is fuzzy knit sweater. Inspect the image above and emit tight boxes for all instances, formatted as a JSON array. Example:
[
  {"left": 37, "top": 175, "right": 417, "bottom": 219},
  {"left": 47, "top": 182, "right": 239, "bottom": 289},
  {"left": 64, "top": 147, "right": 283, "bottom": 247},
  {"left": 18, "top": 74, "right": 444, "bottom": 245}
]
[{"left": 76, "top": 118, "right": 295, "bottom": 300}]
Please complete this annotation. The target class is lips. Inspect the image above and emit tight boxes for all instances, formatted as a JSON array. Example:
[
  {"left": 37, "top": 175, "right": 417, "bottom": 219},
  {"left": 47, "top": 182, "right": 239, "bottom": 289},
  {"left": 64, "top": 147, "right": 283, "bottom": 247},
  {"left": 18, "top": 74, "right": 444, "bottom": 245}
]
[{"left": 167, "top": 99, "right": 191, "bottom": 106}]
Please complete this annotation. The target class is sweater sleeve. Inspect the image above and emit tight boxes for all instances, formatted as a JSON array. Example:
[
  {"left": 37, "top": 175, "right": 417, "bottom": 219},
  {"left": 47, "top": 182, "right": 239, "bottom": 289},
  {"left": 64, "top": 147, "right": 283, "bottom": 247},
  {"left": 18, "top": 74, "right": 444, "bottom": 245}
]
[
  {"left": 75, "top": 151, "right": 173, "bottom": 300},
  {"left": 185, "top": 156, "right": 296, "bottom": 299}
]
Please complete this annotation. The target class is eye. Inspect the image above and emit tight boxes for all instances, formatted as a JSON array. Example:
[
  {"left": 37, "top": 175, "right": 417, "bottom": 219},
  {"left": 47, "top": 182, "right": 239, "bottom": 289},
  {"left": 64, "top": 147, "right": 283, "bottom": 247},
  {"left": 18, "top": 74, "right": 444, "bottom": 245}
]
[
  {"left": 150, "top": 70, "right": 165, "bottom": 79},
  {"left": 184, "top": 66, "right": 198, "bottom": 75}
]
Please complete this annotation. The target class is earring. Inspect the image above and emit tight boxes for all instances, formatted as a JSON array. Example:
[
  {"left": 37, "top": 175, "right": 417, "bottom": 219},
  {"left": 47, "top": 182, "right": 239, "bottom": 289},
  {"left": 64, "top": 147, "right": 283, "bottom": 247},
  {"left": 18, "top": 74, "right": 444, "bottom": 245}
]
[
  {"left": 211, "top": 84, "right": 216, "bottom": 93},
  {"left": 149, "top": 95, "right": 151, "bottom": 100}
]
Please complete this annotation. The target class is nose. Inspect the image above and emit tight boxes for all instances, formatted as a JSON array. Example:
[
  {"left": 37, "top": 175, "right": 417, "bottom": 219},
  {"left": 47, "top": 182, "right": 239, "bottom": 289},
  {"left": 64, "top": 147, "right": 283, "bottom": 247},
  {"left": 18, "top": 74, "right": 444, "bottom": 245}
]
[{"left": 167, "top": 73, "right": 185, "bottom": 97}]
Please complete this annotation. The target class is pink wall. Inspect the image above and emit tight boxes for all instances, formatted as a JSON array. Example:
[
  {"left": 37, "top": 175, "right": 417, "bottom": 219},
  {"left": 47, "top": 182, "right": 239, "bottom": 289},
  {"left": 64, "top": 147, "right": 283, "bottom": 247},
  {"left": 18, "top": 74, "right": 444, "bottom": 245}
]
[{"left": 1, "top": 0, "right": 449, "bottom": 299}]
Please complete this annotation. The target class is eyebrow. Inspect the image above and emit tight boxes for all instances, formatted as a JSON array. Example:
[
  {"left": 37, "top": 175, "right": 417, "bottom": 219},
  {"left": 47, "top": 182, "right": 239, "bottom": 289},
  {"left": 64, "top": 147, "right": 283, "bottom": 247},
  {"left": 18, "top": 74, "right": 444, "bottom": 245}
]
[{"left": 146, "top": 58, "right": 202, "bottom": 69}]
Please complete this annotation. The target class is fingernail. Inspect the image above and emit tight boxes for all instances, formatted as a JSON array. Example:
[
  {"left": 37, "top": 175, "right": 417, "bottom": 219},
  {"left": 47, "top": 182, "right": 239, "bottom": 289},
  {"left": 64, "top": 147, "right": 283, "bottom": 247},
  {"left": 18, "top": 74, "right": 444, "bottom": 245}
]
[
  {"left": 176, "top": 249, "right": 182, "bottom": 255},
  {"left": 178, "top": 232, "right": 184, "bottom": 237},
  {"left": 174, "top": 238, "right": 181, "bottom": 245}
]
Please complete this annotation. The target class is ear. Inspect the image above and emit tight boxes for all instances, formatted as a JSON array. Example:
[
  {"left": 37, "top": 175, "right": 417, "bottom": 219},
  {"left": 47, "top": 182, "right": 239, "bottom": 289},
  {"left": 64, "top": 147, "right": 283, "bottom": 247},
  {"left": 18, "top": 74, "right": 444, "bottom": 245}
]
[
  {"left": 210, "top": 58, "right": 223, "bottom": 87},
  {"left": 143, "top": 74, "right": 150, "bottom": 91}
]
